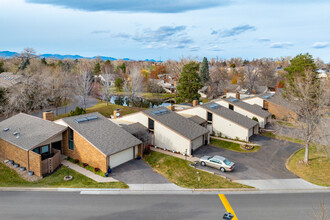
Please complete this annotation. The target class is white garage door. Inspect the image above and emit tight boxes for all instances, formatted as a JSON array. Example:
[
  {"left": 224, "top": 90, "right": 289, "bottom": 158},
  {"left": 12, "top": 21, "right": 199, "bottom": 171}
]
[{"left": 108, "top": 147, "right": 134, "bottom": 168}]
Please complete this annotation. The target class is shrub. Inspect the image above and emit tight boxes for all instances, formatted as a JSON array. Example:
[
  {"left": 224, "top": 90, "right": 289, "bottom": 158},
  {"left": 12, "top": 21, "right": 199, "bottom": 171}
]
[
  {"left": 235, "top": 137, "right": 239, "bottom": 141},
  {"left": 271, "top": 114, "right": 276, "bottom": 119},
  {"left": 252, "top": 117, "right": 259, "bottom": 122},
  {"left": 74, "top": 159, "right": 79, "bottom": 164},
  {"left": 83, "top": 163, "right": 88, "bottom": 167},
  {"left": 69, "top": 107, "right": 86, "bottom": 116},
  {"left": 94, "top": 168, "right": 100, "bottom": 172}
]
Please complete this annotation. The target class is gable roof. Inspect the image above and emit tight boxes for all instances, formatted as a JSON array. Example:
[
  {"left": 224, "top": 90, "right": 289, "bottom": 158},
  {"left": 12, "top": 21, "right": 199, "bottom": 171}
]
[
  {"left": 121, "top": 122, "right": 148, "bottom": 135},
  {"left": 201, "top": 102, "right": 258, "bottom": 129},
  {"left": 222, "top": 98, "right": 271, "bottom": 118},
  {"left": 0, "top": 113, "right": 66, "bottom": 151},
  {"left": 187, "top": 115, "right": 207, "bottom": 125},
  {"left": 142, "top": 107, "right": 209, "bottom": 140},
  {"left": 60, "top": 112, "right": 142, "bottom": 156}
]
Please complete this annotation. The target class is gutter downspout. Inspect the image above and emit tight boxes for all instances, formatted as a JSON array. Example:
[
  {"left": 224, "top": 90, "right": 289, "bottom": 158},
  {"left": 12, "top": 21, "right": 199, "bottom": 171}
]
[{"left": 27, "top": 150, "right": 30, "bottom": 172}]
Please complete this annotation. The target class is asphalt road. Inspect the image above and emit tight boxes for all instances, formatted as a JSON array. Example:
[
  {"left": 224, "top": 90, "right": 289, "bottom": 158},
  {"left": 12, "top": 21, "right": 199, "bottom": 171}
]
[
  {"left": 0, "top": 191, "right": 329, "bottom": 220},
  {"left": 194, "top": 135, "right": 302, "bottom": 180}
]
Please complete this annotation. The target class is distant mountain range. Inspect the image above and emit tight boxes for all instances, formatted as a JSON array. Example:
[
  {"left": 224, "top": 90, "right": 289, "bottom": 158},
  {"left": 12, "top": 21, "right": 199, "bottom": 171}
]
[{"left": 0, "top": 51, "right": 161, "bottom": 62}]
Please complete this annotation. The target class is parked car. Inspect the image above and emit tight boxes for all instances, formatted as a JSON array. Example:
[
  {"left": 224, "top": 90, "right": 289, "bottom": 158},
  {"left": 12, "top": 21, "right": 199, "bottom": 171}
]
[{"left": 200, "top": 155, "right": 235, "bottom": 172}]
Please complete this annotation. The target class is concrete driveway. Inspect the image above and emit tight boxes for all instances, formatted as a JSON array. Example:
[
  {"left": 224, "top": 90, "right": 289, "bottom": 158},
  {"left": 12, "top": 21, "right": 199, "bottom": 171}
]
[
  {"left": 110, "top": 159, "right": 170, "bottom": 184},
  {"left": 194, "top": 135, "right": 302, "bottom": 181}
]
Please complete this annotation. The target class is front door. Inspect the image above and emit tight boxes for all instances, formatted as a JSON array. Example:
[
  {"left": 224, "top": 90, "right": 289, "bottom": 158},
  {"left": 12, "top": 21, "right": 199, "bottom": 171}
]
[{"left": 52, "top": 141, "right": 62, "bottom": 152}]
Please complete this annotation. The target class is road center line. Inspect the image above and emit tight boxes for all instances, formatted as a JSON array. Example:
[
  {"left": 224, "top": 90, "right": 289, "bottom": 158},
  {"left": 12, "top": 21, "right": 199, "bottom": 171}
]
[{"left": 219, "top": 194, "right": 238, "bottom": 220}]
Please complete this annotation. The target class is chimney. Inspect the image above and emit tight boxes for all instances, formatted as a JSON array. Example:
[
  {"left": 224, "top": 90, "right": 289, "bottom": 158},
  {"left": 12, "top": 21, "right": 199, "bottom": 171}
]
[
  {"left": 43, "top": 111, "right": 54, "bottom": 121},
  {"left": 113, "top": 109, "right": 121, "bottom": 119},
  {"left": 167, "top": 105, "right": 175, "bottom": 111},
  {"left": 193, "top": 100, "right": 199, "bottom": 107},
  {"left": 236, "top": 92, "right": 240, "bottom": 99}
]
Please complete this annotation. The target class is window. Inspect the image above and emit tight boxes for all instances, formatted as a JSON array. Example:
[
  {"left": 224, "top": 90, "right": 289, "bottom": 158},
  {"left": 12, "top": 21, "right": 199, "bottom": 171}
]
[
  {"left": 207, "top": 112, "right": 213, "bottom": 122},
  {"left": 229, "top": 104, "right": 234, "bottom": 110},
  {"left": 33, "top": 147, "right": 40, "bottom": 154},
  {"left": 210, "top": 158, "right": 220, "bottom": 164},
  {"left": 69, "top": 128, "right": 74, "bottom": 150},
  {"left": 41, "top": 145, "right": 49, "bottom": 154},
  {"left": 148, "top": 118, "right": 154, "bottom": 131}
]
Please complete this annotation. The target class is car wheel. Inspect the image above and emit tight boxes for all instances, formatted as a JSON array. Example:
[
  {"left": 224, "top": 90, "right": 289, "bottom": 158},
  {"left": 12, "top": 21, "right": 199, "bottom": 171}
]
[
  {"left": 220, "top": 167, "right": 225, "bottom": 172},
  {"left": 201, "top": 161, "right": 206, "bottom": 166}
]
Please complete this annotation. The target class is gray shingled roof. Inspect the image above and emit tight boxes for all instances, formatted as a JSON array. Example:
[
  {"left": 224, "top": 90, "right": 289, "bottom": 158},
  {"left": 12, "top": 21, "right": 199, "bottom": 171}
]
[
  {"left": 60, "top": 112, "right": 142, "bottom": 156},
  {"left": 121, "top": 122, "right": 148, "bottom": 135},
  {"left": 188, "top": 115, "right": 207, "bottom": 125},
  {"left": 223, "top": 98, "right": 271, "bottom": 118},
  {"left": 201, "top": 102, "right": 258, "bottom": 129},
  {"left": 142, "top": 107, "right": 209, "bottom": 140},
  {"left": 0, "top": 113, "right": 67, "bottom": 151}
]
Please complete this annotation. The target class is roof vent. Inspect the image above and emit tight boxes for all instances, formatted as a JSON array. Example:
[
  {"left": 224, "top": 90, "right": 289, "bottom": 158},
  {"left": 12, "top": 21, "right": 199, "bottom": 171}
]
[
  {"left": 3, "top": 128, "right": 9, "bottom": 132},
  {"left": 13, "top": 128, "right": 20, "bottom": 138}
]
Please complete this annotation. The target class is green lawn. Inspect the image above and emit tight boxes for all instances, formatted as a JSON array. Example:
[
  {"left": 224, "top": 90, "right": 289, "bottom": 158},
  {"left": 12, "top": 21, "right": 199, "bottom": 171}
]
[
  {"left": 210, "top": 138, "right": 261, "bottom": 153},
  {"left": 55, "top": 101, "right": 145, "bottom": 120},
  {"left": 262, "top": 131, "right": 305, "bottom": 145},
  {"left": 0, "top": 163, "right": 128, "bottom": 188},
  {"left": 287, "top": 145, "right": 330, "bottom": 187},
  {"left": 144, "top": 151, "right": 252, "bottom": 189}
]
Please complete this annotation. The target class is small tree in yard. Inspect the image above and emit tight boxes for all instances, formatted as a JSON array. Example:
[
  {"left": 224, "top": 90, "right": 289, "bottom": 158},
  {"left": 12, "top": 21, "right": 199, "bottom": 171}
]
[
  {"left": 283, "top": 53, "right": 326, "bottom": 164},
  {"left": 115, "top": 78, "right": 124, "bottom": 92},
  {"left": 177, "top": 61, "right": 203, "bottom": 103}
]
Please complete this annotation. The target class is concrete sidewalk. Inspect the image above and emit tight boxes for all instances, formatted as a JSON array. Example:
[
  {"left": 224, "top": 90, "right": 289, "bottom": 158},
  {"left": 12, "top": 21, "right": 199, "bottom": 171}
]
[
  {"left": 61, "top": 160, "right": 118, "bottom": 183},
  {"left": 234, "top": 178, "right": 327, "bottom": 190}
]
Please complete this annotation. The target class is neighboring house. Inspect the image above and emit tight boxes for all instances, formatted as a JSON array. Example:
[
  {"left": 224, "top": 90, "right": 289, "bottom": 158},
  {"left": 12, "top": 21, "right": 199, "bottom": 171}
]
[
  {"left": 55, "top": 112, "right": 142, "bottom": 172},
  {"left": 316, "top": 69, "right": 329, "bottom": 79},
  {"left": 225, "top": 85, "right": 268, "bottom": 100},
  {"left": 0, "top": 72, "right": 25, "bottom": 88},
  {"left": 119, "top": 107, "right": 210, "bottom": 155},
  {"left": 177, "top": 102, "right": 259, "bottom": 142},
  {"left": 213, "top": 98, "right": 271, "bottom": 128},
  {"left": 0, "top": 113, "right": 67, "bottom": 177},
  {"left": 242, "top": 90, "right": 297, "bottom": 120}
]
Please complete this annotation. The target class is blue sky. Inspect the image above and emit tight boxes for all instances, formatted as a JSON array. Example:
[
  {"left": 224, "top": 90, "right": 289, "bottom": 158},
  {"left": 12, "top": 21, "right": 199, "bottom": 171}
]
[{"left": 1, "top": 0, "right": 329, "bottom": 61}]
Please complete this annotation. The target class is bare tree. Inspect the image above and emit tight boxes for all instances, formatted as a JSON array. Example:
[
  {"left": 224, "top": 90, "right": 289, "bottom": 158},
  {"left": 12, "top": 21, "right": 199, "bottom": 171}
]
[
  {"left": 208, "top": 63, "right": 229, "bottom": 98},
  {"left": 243, "top": 66, "right": 259, "bottom": 93},
  {"left": 129, "top": 66, "right": 143, "bottom": 98},
  {"left": 101, "top": 73, "right": 113, "bottom": 106},
  {"left": 76, "top": 61, "right": 94, "bottom": 109},
  {"left": 284, "top": 69, "right": 326, "bottom": 163},
  {"left": 258, "top": 58, "right": 277, "bottom": 88}
]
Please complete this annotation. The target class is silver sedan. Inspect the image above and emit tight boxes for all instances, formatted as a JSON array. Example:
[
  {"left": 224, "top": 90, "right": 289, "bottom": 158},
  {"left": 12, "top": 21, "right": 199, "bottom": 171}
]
[{"left": 200, "top": 155, "right": 235, "bottom": 172}]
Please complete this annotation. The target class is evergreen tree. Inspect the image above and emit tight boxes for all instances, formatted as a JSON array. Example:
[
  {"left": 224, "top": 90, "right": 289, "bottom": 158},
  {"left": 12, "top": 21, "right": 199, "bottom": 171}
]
[
  {"left": 177, "top": 61, "right": 203, "bottom": 103},
  {"left": 200, "top": 57, "right": 209, "bottom": 84},
  {"left": 93, "top": 63, "right": 101, "bottom": 75},
  {"left": 41, "top": 58, "right": 47, "bottom": 65},
  {"left": 0, "top": 61, "right": 4, "bottom": 73}
]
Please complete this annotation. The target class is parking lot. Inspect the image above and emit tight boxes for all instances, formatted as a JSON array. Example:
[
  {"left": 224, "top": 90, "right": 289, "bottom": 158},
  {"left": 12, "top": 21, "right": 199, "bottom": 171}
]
[{"left": 193, "top": 135, "right": 302, "bottom": 180}]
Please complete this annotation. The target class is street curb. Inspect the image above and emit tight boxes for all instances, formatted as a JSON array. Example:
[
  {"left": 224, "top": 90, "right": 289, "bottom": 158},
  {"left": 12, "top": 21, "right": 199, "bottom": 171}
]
[{"left": 285, "top": 147, "right": 303, "bottom": 167}]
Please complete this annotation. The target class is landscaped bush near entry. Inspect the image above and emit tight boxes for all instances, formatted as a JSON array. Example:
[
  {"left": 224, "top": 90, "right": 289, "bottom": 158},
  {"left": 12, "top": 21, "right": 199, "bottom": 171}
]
[{"left": 67, "top": 158, "right": 105, "bottom": 177}]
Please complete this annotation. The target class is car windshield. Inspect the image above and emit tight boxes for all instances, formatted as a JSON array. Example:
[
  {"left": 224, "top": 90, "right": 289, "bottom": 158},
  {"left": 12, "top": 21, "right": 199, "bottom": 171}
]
[{"left": 223, "top": 159, "right": 231, "bottom": 165}]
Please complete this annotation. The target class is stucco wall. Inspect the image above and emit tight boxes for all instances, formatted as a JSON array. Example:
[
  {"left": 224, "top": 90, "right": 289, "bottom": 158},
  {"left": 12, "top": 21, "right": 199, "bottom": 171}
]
[
  {"left": 120, "top": 112, "right": 149, "bottom": 127},
  {"left": 242, "top": 97, "right": 264, "bottom": 107},
  {"left": 212, "top": 114, "right": 250, "bottom": 141},
  {"left": 153, "top": 121, "right": 191, "bottom": 155}
]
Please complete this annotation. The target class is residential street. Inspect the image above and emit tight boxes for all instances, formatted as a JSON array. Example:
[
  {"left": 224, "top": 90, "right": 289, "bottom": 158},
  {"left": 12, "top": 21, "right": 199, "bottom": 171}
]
[
  {"left": 0, "top": 191, "right": 329, "bottom": 220},
  {"left": 194, "top": 135, "right": 302, "bottom": 180}
]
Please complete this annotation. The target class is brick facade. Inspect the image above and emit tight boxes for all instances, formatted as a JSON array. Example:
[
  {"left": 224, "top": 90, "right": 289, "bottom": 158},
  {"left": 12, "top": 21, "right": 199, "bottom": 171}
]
[
  {"left": 0, "top": 139, "right": 42, "bottom": 177},
  {"left": 62, "top": 129, "right": 108, "bottom": 172}
]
